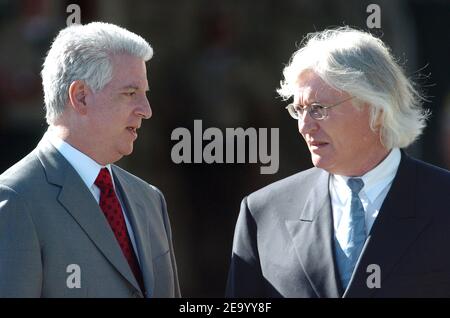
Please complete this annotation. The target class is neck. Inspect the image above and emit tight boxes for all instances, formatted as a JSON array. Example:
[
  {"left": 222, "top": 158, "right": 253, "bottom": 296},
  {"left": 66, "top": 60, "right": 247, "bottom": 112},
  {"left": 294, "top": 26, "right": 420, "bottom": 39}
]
[
  {"left": 48, "top": 124, "right": 70, "bottom": 140},
  {"left": 343, "top": 148, "right": 391, "bottom": 177},
  {"left": 48, "top": 124, "right": 111, "bottom": 166}
]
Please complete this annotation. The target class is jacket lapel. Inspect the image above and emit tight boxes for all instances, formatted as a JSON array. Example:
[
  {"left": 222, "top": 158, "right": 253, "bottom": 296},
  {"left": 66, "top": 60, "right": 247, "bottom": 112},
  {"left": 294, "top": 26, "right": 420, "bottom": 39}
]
[
  {"left": 285, "top": 169, "right": 342, "bottom": 298},
  {"left": 344, "top": 152, "right": 432, "bottom": 297},
  {"left": 36, "top": 137, "right": 141, "bottom": 292},
  {"left": 112, "top": 167, "right": 155, "bottom": 297}
]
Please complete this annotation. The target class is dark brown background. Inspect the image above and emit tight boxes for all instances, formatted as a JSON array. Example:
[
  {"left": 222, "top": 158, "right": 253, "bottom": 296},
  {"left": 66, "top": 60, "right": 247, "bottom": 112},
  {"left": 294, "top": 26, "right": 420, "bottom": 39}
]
[{"left": 0, "top": 0, "right": 449, "bottom": 297}]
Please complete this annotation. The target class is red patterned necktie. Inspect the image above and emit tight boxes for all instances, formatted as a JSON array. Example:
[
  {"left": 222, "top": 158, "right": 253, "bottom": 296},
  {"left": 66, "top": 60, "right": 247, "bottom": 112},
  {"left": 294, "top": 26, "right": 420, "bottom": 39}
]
[{"left": 95, "top": 168, "right": 145, "bottom": 293}]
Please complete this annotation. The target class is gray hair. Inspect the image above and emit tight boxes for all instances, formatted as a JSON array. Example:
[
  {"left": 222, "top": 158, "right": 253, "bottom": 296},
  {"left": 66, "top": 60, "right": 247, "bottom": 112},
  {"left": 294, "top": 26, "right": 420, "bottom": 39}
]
[
  {"left": 277, "top": 26, "right": 429, "bottom": 149},
  {"left": 41, "top": 22, "right": 153, "bottom": 125}
]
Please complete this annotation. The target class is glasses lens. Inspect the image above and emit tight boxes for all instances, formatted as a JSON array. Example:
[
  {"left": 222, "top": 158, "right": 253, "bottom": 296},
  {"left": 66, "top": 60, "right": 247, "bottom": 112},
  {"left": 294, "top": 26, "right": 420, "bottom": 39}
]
[{"left": 310, "top": 104, "right": 326, "bottom": 120}]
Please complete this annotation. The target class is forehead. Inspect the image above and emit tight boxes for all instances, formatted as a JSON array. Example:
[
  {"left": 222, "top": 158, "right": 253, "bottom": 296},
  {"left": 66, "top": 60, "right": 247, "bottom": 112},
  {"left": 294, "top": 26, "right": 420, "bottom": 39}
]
[
  {"left": 108, "top": 54, "right": 148, "bottom": 89},
  {"left": 294, "top": 70, "right": 344, "bottom": 102}
]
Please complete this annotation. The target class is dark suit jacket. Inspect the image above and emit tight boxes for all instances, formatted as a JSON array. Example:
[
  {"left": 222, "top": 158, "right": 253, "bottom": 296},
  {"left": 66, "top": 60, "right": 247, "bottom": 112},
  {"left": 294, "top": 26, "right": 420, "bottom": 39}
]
[
  {"left": 0, "top": 136, "right": 180, "bottom": 297},
  {"left": 226, "top": 151, "right": 450, "bottom": 297}
]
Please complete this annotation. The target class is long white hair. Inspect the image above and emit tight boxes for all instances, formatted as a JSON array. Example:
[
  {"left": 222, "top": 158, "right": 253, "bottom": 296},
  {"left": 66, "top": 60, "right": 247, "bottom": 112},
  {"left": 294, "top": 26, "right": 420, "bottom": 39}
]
[{"left": 278, "top": 26, "right": 429, "bottom": 149}]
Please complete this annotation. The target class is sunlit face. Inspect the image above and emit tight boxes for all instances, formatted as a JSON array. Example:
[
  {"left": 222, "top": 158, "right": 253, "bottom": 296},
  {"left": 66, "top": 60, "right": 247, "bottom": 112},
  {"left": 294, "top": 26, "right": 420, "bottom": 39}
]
[
  {"left": 84, "top": 54, "right": 151, "bottom": 164},
  {"left": 295, "top": 70, "right": 387, "bottom": 176}
]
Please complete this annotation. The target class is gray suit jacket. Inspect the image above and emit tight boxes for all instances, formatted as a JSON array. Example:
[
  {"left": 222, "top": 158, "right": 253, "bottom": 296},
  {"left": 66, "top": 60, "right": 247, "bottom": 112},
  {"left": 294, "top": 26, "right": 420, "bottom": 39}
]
[
  {"left": 226, "top": 152, "right": 450, "bottom": 297},
  {"left": 0, "top": 136, "right": 180, "bottom": 298}
]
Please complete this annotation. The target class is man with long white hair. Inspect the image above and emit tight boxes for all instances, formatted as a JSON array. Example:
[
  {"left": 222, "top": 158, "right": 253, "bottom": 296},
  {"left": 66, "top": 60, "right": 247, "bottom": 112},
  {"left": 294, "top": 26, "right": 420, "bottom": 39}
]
[
  {"left": 0, "top": 22, "right": 180, "bottom": 298},
  {"left": 226, "top": 26, "right": 450, "bottom": 298}
]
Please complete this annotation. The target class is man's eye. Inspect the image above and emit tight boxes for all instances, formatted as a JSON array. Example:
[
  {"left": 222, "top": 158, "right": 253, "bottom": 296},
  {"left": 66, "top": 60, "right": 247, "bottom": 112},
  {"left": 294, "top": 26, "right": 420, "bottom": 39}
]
[
  {"left": 124, "top": 92, "right": 136, "bottom": 96},
  {"left": 311, "top": 104, "right": 324, "bottom": 110}
]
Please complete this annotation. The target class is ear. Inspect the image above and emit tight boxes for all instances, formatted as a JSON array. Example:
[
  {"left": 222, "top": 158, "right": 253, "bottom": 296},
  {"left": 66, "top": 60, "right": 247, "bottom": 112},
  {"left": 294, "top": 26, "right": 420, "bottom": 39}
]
[
  {"left": 68, "top": 80, "right": 89, "bottom": 115},
  {"left": 373, "top": 108, "right": 383, "bottom": 130}
]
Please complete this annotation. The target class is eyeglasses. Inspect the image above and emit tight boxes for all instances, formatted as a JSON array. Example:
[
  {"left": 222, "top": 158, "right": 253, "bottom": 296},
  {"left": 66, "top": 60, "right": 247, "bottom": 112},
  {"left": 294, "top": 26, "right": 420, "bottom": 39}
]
[{"left": 285, "top": 96, "right": 354, "bottom": 121}]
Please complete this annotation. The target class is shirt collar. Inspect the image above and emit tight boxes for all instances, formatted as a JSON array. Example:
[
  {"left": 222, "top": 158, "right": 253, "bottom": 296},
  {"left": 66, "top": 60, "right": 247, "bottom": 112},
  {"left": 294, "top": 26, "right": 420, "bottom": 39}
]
[
  {"left": 332, "top": 148, "right": 401, "bottom": 203},
  {"left": 45, "top": 130, "right": 113, "bottom": 190}
]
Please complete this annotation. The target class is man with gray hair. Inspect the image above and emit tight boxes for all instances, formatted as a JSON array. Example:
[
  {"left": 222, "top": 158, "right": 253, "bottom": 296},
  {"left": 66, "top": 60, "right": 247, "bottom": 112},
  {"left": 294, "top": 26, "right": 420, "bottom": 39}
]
[
  {"left": 0, "top": 22, "right": 180, "bottom": 298},
  {"left": 226, "top": 26, "right": 450, "bottom": 298}
]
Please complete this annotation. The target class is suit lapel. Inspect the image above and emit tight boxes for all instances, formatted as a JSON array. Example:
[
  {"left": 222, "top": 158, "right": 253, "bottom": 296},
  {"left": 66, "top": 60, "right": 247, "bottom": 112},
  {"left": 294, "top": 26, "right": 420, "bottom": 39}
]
[
  {"left": 285, "top": 169, "right": 342, "bottom": 298},
  {"left": 36, "top": 137, "right": 141, "bottom": 292},
  {"left": 112, "top": 167, "right": 155, "bottom": 297},
  {"left": 344, "top": 152, "right": 432, "bottom": 297}
]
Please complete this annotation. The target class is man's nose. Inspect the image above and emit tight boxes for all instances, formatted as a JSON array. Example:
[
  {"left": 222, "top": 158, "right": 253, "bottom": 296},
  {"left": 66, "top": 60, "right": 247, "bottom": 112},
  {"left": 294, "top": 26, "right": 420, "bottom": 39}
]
[
  {"left": 136, "top": 95, "right": 152, "bottom": 119},
  {"left": 298, "top": 110, "right": 318, "bottom": 135}
]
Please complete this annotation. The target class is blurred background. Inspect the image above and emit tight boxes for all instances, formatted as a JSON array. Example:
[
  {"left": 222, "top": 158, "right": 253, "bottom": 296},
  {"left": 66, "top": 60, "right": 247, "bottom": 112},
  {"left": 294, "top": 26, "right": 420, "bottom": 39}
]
[{"left": 0, "top": 0, "right": 449, "bottom": 297}]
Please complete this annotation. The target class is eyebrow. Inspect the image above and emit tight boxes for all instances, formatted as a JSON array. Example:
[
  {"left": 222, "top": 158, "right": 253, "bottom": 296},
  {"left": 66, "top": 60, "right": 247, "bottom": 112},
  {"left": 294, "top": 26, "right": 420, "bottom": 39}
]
[
  {"left": 293, "top": 100, "right": 320, "bottom": 107},
  {"left": 121, "top": 85, "right": 149, "bottom": 91}
]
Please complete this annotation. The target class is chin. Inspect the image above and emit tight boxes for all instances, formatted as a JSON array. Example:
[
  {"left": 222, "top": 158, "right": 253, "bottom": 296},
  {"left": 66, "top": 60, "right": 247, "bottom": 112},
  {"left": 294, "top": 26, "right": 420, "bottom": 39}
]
[
  {"left": 122, "top": 145, "right": 134, "bottom": 156},
  {"left": 113, "top": 147, "right": 133, "bottom": 162},
  {"left": 120, "top": 150, "right": 133, "bottom": 158},
  {"left": 311, "top": 153, "right": 333, "bottom": 171},
  {"left": 311, "top": 153, "right": 322, "bottom": 166}
]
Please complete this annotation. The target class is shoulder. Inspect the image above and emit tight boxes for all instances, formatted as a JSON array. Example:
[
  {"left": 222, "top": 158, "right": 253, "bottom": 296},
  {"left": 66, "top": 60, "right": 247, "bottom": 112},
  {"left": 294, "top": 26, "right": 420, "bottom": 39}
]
[
  {"left": 245, "top": 167, "right": 325, "bottom": 214},
  {"left": 395, "top": 152, "right": 450, "bottom": 217},
  {"left": 0, "top": 149, "right": 43, "bottom": 194},
  {"left": 409, "top": 155, "right": 450, "bottom": 182},
  {"left": 111, "top": 165, "right": 165, "bottom": 201},
  {"left": 0, "top": 155, "right": 38, "bottom": 221}
]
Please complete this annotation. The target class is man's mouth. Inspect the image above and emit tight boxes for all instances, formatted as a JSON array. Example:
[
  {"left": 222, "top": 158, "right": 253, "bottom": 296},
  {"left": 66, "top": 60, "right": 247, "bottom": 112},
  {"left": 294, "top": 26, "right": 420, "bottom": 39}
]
[
  {"left": 127, "top": 127, "right": 138, "bottom": 138},
  {"left": 309, "top": 141, "right": 329, "bottom": 149}
]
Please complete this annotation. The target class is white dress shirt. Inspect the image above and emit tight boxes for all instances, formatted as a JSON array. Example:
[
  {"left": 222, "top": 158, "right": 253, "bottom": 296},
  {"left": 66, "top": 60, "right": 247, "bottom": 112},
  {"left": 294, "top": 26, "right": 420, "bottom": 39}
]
[
  {"left": 46, "top": 131, "right": 141, "bottom": 263},
  {"left": 330, "top": 148, "right": 401, "bottom": 241}
]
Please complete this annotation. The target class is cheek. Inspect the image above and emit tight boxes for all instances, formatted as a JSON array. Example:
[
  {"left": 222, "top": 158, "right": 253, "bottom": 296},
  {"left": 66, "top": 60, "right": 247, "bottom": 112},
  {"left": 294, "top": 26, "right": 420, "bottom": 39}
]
[
  {"left": 343, "top": 125, "right": 376, "bottom": 154},
  {"left": 327, "top": 123, "right": 359, "bottom": 151},
  {"left": 346, "top": 110, "right": 372, "bottom": 137},
  {"left": 101, "top": 107, "right": 125, "bottom": 127},
  {"left": 358, "top": 116, "right": 379, "bottom": 142}
]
